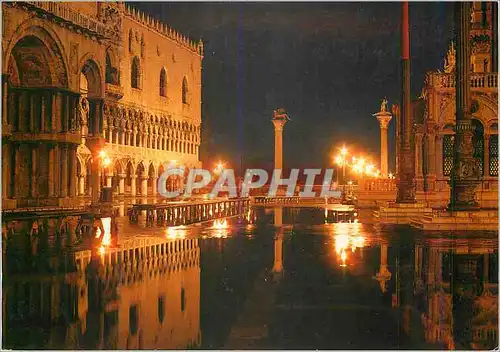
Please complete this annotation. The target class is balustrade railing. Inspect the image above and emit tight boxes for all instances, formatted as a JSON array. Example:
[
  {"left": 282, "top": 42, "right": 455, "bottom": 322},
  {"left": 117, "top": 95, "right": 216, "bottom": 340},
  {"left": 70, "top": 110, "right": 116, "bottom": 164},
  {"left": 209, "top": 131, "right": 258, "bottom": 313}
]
[
  {"left": 430, "top": 72, "right": 498, "bottom": 89},
  {"left": 24, "top": 1, "right": 107, "bottom": 36},
  {"left": 361, "top": 178, "right": 397, "bottom": 192}
]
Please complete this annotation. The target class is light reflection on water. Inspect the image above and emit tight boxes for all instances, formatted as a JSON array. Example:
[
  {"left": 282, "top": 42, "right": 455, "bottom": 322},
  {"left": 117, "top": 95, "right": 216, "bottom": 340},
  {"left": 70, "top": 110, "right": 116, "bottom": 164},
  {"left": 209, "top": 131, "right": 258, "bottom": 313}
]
[{"left": 2, "top": 207, "right": 498, "bottom": 350}]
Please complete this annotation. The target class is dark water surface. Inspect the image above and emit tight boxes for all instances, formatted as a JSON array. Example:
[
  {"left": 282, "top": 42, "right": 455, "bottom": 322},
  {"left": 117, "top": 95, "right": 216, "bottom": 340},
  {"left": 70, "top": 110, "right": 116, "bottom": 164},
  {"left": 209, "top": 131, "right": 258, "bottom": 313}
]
[{"left": 3, "top": 207, "right": 498, "bottom": 349}]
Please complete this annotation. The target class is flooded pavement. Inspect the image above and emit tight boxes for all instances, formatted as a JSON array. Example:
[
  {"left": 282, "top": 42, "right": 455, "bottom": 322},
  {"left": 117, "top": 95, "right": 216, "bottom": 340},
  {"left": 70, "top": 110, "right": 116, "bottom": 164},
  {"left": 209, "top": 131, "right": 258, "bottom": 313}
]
[{"left": 2, "top": 207, "right": 498, "bottom": 349}]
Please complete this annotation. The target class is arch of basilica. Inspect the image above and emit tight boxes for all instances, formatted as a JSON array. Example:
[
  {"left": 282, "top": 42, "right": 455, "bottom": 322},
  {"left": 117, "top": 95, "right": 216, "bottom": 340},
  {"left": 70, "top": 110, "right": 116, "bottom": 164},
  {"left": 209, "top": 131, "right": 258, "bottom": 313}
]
[{"left": 2, "top": 2, "right": 203, "bottom": 209}]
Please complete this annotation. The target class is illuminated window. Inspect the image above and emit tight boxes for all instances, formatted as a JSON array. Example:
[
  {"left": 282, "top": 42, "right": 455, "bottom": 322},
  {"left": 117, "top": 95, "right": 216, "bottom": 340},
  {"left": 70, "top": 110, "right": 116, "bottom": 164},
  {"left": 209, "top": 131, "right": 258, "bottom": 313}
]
[
  {"left": 443, "top": 135, "right": 454, "bottom": 176},
  {"left": 490, "top": 135, "right": 498, "bottom": 176}
]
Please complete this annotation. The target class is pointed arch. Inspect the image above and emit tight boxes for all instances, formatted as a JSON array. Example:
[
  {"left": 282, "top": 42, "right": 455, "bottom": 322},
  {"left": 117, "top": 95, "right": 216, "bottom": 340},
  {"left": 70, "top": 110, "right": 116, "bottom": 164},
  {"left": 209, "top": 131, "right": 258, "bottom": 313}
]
[
  {"left": 159, "top": 68, "right": 167, "bottom": 97},
  {"left": 131, "top": 56, "right": 141, "bottom": 89},
  {"left": 182, "top": 76, "right": 189, "bottom": 104}
]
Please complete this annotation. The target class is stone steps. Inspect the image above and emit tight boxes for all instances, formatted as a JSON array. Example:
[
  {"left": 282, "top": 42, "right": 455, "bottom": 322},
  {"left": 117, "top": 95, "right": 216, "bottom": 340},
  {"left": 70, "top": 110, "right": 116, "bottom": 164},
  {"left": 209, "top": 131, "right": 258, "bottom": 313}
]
[{"left": 410, "top": 210, "right": 499, "bottom": 231}]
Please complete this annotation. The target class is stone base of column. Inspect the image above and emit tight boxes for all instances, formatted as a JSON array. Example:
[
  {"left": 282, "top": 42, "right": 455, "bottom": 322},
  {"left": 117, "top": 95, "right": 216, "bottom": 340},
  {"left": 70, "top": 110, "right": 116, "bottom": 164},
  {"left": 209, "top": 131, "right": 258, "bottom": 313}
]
[
  {"left": 411, "top": 209, "right": 498, "bottom": 231},
  {"left": 2, "top": 198, "right": 17, "bottom": 210},
  {"left": 449, "top": 179, "right": 480, "bottom": 211},
  {"left": 374, "top": 202, "right": 433, "bottom": 224},
  {"left": 58, "top": 197, "right": 80, "bottom": 208},
  {"left": 415, "top": 177, "right": 425, "bottom": 192}
]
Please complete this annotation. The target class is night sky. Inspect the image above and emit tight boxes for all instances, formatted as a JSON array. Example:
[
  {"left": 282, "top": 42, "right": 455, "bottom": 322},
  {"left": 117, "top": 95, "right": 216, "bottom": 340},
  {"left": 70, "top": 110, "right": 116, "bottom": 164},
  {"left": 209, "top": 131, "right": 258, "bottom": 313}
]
[{"left": 132, "top": 2, "right": 454, "bottom": 172}]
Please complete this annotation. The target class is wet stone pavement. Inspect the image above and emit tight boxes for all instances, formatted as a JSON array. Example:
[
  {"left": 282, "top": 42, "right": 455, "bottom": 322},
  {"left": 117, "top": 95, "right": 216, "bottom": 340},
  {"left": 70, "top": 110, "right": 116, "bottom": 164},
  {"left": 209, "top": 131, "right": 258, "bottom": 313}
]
[{"left": 2, "top": 207, "right": 498, "bottom": 350}]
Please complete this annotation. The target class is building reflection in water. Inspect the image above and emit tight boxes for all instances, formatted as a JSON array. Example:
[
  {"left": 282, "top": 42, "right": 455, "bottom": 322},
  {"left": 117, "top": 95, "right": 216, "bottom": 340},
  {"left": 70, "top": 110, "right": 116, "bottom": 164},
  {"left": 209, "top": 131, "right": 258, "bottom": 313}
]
[
  {"left": 3, "top": 237, "right": 201, "bottom": 349},
  {"left": 413, "top": 236, "right": 498, "bottom": 350},
  {"left": 272, "top": 207, "right": 284, "bottom": 277}
]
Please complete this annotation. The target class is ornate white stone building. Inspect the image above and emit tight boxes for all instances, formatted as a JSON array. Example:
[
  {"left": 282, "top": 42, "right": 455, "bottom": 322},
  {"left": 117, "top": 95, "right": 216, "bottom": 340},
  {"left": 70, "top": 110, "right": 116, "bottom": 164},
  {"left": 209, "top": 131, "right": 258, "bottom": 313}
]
[
  {"left": 414, "top": 2, "right": 498, "bottom": 208},
  {"left": 2, "top": 2, "right": 203, "bottom": 209}
]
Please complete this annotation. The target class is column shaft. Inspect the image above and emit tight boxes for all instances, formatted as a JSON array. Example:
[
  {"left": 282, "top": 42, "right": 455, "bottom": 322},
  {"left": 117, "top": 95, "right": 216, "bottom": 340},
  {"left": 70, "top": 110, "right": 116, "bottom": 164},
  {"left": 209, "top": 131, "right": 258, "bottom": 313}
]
[
  {"left": 484, "top": 135, "right": 490, "bottom": 177},
  {"left": 61, "top": 145, "right": 68, "bottom": 198},
  {"left": 380, "top": 127, "right": 388, "bottom": 176}
]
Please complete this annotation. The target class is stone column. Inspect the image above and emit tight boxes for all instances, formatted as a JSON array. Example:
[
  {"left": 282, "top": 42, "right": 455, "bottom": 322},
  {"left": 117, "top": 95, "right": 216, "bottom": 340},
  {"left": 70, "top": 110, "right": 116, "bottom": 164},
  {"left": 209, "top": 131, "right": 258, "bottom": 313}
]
[
  {"left": 69, "top": 146, "right": 77, "bottom": 198},
  {"left": 484, "top": 134, "right": 490, "bottom": 177},
  {"left": 106, "top": 174, "right": 112, "bottom": 188},
  {"left": 141, "top": 176, "right": 148, "bottom": 196},
  {"left": 415, "top": 133, "right": 424, "bottom": 191},
  {"left": 131, "top": 175, "right": 137, "bottom": 196},
  {"left": 61, "top": 144, "right": 68, "bottom": 198},
  {"left": 119, "top": 173, "right": 125, "bottom": 194},
  {"left": 374, "top": 242, "right": 392, "bottom": 293},
  {"left": 450, "top": 2, "right": 480, "bottom": 210},
  {"left": 48, "top": 145, "right": 55, "bottom": 197},
  {"left": 436, "top": 135, "right": 444, "bottom": 179},
  {"left": 373, "top": 106, "right": 392, "bottom": 177},
  {"left": 78, "top": 174, "right": 85, "bottom": 196},
  {"left": 2, "top": 143, "right": 9, "bottom": 199},
  {"left": 271, "top": 109, "right": 289, "bottom": 171},
  {"left": 396, "top": 1, "right": 416, "bottom": 203},
  {"left": 2, "top": 75, "right": 8, "bottom": 127},
  {"left": 30, "top": 146, "right": 37, "bottom": 198},
  {"left": 151, "top": 177, "right": 158, "bottom": 196}
]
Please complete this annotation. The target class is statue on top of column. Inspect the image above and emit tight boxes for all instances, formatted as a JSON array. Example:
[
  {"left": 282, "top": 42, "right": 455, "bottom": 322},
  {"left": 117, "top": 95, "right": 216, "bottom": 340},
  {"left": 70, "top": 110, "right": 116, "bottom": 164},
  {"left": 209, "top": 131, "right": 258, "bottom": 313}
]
[
  {"left": 273, "top": 108, "right": 291, "bottom": 121},
  {"left": 380, "top": 97, "right": 388, "bottom": 112}
]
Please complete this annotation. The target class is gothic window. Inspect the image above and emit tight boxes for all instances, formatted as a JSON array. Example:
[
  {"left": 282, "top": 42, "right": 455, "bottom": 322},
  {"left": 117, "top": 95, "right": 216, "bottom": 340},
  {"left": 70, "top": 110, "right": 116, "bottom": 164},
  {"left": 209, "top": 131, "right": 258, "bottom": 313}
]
[
  {"left": 182, "top": 77, "right": 188, "bottom": 104},
  {"left": 443, "top": 135, "right": 454, "bottom": 176},
  {"left": 180, "top": 288, "right": 186, "bottom": 312},
  {"left": 131, "top": 57, "right": 140, "bottom": 89},
  {"left": 490, "top": 135, "right": 498, "bottom": 176},
  {"left": 472, "top": 119, "right": 484, "bottom": 176},
  {"left": 106, "top": 52, "right": 119, "bottom": 85},
  {"left": 129, "top": 305, "right": 138, "bottom": 335},
  {"left": 158, "top": 296, "right": 165, "bottom": 324},
  {"left": 159, "top": 69, "right": 167, "bottom": 97}
]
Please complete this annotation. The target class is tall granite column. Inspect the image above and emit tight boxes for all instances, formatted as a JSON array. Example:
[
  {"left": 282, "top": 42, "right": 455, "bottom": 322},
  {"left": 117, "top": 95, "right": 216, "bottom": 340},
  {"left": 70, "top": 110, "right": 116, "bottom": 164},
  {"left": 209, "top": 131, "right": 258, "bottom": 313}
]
[
  {"left": 373, "top": 100, "right": 392, "bottom": 177},
  {"left": 271, "top": 108, "right": 289, "bottom": 171},
  {"left": 396, "top": 1, "right": 416, "bottom": 203},
  {"left": 450, "top": 2, "right": 480, "bottom": 210}
]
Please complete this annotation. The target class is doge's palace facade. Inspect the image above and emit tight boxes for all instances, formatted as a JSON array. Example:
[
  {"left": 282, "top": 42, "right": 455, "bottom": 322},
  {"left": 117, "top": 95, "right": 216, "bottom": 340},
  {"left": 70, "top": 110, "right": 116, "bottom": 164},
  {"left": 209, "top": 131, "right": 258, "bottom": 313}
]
[{"left": 2, "top": 2, "right": 203, "bottom": 209}]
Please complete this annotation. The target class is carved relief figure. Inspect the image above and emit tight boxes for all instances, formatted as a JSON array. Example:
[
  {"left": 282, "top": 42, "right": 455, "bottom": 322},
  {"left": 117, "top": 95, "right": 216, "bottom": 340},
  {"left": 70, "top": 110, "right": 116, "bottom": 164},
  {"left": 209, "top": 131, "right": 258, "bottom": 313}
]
[
  {"left": 79, "top": 96, "right": 90, "bottom": 136},
  {"left": 444, "top": 41, "right": 456, "bottom": 73}
]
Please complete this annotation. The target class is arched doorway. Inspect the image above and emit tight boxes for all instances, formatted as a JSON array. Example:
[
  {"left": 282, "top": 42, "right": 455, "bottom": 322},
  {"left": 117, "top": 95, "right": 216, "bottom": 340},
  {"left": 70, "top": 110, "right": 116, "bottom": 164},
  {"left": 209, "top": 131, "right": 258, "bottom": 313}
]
[
  {"left": 80, "top": 59, "right": 102, "bottom": 136},
  {"left": 5, "top": 31, "right": 70, "bottom": 204}
]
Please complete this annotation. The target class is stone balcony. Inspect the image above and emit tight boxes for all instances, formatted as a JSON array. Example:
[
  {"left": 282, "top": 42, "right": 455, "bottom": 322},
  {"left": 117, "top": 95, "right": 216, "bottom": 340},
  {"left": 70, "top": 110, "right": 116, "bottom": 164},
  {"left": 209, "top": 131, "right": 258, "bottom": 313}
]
[
  {"left": 105, "top": 83, "right": 124, "bottom": 99},
  {"left": 429, "top": 72, "right": 498, "bottom": 92}
]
